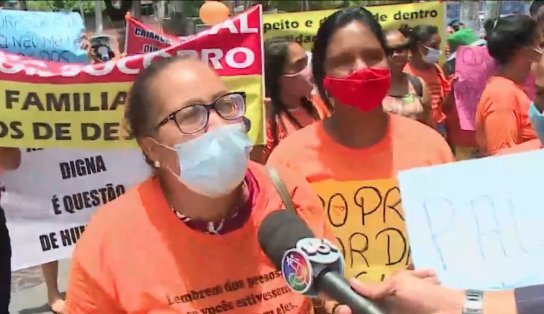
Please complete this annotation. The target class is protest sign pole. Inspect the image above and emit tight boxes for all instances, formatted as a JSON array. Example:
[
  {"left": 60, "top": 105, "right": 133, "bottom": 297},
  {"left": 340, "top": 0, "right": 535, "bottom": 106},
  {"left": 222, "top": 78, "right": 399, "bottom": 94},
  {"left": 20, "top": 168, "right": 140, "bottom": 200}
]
[{"left": 94, "top": 0, "right": 104, "bottom": 34}]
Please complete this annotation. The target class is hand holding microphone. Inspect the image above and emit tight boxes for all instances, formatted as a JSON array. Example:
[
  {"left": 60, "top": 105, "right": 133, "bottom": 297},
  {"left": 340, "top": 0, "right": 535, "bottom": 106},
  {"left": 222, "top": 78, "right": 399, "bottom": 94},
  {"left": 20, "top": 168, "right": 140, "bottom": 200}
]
[{"left": 258, "top": 209, "right": 385, "bottom": 314}]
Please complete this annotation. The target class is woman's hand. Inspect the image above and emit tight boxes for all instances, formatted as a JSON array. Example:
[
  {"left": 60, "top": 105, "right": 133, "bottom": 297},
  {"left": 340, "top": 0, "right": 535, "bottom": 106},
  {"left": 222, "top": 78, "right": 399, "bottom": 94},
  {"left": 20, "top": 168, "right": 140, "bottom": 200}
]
[{"left": 331, "top": 269, "right": 463, "bottom": 314}]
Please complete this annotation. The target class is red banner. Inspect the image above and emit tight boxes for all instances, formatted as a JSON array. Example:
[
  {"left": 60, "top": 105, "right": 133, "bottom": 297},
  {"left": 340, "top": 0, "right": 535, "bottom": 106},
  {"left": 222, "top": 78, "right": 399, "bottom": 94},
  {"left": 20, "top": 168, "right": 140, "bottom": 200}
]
[
  {"left": 125, "top": 14, "right": 182, "bottom": 55},
  {"left": 0, "top": 5, "right": 265, "bottom": 148}
]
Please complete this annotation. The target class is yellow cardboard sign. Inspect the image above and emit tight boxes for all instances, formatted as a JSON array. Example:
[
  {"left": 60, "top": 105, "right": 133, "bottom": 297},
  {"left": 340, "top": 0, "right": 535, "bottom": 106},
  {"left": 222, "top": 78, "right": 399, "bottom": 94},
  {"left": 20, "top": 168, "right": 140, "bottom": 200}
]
[
  {"left": 263, "top": 1, "right": 446, "bottom": 51},
  {"left": 312, "top": 179, "right": 411, "bottom": 282}
]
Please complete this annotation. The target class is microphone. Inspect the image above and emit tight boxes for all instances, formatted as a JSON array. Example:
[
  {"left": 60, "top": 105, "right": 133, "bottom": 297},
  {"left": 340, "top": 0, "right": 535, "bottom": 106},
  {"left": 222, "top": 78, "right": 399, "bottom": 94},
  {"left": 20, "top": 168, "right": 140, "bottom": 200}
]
[{"left": 258, "top": 210, "right": 385, "bottom": 314}]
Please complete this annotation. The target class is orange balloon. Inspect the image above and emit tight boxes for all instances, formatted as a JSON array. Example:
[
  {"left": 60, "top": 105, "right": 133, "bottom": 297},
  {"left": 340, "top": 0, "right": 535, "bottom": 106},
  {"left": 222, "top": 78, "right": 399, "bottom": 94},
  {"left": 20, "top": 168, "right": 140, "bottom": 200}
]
[{"left": 199, "top": 1, "right": 230, "bottom": 26}]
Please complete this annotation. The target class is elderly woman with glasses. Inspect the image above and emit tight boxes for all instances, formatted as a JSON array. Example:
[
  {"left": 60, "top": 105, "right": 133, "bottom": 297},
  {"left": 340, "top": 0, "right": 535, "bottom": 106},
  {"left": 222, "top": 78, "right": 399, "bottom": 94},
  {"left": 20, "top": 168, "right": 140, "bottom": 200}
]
[{"left": 64, "top": 57, "right": 333, "bottom": 313}]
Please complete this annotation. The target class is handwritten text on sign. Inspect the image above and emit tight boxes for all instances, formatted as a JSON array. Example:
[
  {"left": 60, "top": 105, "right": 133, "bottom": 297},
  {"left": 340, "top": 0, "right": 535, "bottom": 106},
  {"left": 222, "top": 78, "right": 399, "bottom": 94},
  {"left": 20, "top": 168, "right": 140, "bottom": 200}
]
[
  {"left": 454, "top": 45, "right": 497, "bottom": 131},
  {"left": 0, "top": 10, "right": 87, "bottom": 63},
  {"left": 398, "top": 150, "right": 544, "bottom": 290},
  {"left": 311, "top": 179, "right": 411, "bottom": 282}
]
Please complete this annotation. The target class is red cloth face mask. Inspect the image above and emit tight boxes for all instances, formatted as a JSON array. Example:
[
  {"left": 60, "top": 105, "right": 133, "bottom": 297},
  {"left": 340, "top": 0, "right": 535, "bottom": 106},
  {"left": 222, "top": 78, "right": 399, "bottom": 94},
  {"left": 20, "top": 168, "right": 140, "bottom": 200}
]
[{"left": 323, "top": 67, "right": 391, "bottom": 112}]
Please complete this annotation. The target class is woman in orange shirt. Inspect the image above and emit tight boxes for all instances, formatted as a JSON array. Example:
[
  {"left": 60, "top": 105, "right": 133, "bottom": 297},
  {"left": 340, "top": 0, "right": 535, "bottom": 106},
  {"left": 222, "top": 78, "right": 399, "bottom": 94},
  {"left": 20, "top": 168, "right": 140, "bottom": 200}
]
[
  {"left": 476, "top": 15, "right": 541, "bottom": 155},
  {"left": 268, "top": 7, "right": 453, "bottom": 292},
  {"left": 382, "top": 26, "right": 432, "bottom": 126},
  {"left": 404, "top": 24, "right": 450, "bottom": 137},
  {"left": 64, "top": 57, "right": 332, "bottom": 313},
  {"left": 263, "top": 38, "right": 328, "bottom": 161}
]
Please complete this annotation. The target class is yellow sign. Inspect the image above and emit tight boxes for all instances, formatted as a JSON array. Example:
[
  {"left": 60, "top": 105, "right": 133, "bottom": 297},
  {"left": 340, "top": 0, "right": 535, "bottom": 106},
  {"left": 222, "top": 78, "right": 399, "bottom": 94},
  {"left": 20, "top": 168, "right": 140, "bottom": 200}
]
[
  {"left": 263, "top": 1, "right": 446, "bottom": 51},
  {"left": 0, "top": 75, "right": 263, "bottom": 149},
  {"left": 312, "top": 179, "right": 411, "bottom": 282}
]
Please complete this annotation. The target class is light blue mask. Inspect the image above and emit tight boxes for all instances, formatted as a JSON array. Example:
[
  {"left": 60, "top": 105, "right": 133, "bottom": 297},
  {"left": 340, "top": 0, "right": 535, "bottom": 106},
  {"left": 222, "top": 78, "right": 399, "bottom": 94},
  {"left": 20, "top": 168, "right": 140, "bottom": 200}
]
[
  {"left": 174, "top": 123, "right": 252, "bottom": 198},
  {"left": 529, "top": 103, "right": 544, "bottom": 144}
]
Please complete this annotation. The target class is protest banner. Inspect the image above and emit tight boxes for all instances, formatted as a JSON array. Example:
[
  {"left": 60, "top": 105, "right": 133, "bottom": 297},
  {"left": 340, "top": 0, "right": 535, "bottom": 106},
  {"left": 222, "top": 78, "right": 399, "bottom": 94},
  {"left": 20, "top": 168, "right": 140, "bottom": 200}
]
[
  {"left": 263, "top": 1, "right": 446, "bottom": 51},
  {"left": 125, "top": 14, "right": 182, "bottom": 55},
  {"left": 0, "top": 148, "right": 150, "bottom": 270},
  {"left": 0, "top": 5, "right": 265, "bottom": 148},
  {"left": 0, "top": 10, "right": 88, "bottom": 63},
  {"left": 454, "top": 45, "right": 497, "bottom": 131},
  {"left": 311, "top": 179, "right": 411, "bottom": 282},
  {"left": 398, "top": 150, "right": 544, "bottom": 290}
]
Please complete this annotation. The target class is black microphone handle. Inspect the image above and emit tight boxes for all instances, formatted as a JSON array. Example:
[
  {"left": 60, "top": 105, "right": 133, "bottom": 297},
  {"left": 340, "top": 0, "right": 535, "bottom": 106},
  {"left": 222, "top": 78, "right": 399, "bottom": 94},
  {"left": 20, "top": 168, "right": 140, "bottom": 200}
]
[{"left": 315, "top": 270, "right": 385, "bottom": 314}]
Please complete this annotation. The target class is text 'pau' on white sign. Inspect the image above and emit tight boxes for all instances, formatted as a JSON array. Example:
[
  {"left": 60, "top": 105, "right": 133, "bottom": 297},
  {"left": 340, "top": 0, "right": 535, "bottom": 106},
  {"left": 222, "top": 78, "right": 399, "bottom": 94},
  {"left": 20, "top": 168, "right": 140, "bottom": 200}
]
[{"left": 398, "top": 150, "right": 544, "bottom": 290}]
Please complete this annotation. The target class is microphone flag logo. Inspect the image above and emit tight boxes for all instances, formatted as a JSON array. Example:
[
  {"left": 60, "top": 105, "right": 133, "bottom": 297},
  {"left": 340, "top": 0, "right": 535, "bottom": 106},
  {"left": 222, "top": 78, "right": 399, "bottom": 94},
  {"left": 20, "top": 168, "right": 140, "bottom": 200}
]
[{"left": 281, "top": 249, "right": 313, "bottom": 294}]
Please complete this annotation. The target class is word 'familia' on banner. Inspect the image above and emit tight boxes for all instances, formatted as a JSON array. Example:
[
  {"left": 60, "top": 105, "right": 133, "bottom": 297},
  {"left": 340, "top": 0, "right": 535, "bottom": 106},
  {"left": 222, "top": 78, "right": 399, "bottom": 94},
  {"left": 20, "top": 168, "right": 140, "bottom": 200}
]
[{"left": 1, "top": 89, "right": 129, "bottom": 142}]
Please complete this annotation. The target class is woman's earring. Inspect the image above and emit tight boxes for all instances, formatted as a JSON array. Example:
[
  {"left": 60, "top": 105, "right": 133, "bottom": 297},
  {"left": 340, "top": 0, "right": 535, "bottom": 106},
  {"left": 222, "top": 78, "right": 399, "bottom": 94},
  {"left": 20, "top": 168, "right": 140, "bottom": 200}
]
[{"left": 154, "top": 160, "right": 160, "bottom": 168}]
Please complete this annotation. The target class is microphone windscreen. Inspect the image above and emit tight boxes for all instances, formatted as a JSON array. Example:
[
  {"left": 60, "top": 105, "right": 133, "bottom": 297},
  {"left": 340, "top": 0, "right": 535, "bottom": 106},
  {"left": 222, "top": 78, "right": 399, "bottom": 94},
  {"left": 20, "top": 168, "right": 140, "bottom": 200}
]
[{"left": 258, "top": 210, "right": 314, "bottom": 269}]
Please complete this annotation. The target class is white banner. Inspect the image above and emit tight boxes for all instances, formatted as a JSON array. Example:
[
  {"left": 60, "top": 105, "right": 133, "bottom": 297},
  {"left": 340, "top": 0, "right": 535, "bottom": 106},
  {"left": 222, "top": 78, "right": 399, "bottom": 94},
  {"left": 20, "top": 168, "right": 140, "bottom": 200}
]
[{"left": 0, "top": 148, "right": 150, "bottom": 270}]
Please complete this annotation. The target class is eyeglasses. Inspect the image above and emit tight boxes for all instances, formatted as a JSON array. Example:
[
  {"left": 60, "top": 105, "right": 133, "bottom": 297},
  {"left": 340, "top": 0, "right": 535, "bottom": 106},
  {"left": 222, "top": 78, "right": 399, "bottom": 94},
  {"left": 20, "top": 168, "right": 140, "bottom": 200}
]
[
  {"left": 386, "top": 44, "right": 409, "bottom": 56},
  {"left": 157, "top": 92, "right": 246, "bottom": 134}
]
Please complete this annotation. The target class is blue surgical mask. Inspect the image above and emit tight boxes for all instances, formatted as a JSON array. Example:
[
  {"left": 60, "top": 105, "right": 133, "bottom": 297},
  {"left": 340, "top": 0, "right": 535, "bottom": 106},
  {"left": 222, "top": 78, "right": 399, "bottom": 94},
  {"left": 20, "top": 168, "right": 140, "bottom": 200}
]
[
  {"left": 174, "top": 123, "right": 252, "bottom": 198},
  {"left": 421, "top": 46, "right": 442, "bottom": 64},
  {"left": 529, "top": 103, "right": 544, "bottom": 144}
]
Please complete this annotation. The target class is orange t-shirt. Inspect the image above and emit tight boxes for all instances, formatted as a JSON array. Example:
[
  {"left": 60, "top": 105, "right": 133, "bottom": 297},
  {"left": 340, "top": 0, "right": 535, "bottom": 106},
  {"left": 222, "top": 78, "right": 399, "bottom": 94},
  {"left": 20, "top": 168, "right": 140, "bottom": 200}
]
[
  {"left": 65, "top": 162, "right": 330, "bottom": 314},
  {"left": 496, "top": 139, "right": 542, "bottom": 156},
  {"left": 264, "top": 95, "right": 330, "bottom": 161},
  {"left": 404, "top": 63, "right": 450, "bottom": 125},
  {"left": 267, "top": 114, "right": 454, "bottom": 282},
  {"left": 476, "top": 76, "right": 537, "bottom": 156}
]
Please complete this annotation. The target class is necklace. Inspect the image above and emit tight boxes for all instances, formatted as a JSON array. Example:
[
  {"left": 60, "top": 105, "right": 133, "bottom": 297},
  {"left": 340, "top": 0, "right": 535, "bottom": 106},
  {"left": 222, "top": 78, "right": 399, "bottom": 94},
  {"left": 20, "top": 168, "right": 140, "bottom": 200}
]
[{"left": 170, "top": 180, "right": 249, "bottom": 235}]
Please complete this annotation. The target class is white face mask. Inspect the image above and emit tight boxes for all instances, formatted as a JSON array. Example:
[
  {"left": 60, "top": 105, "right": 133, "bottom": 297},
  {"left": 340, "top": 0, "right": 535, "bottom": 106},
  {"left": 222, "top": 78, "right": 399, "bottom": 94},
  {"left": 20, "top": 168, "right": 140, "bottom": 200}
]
[
  {"left": 174, "top": 123, "right": 252, "bottom": 198},
  {"left": 421, "top": 46, "right": 442, "bottom": 64}
]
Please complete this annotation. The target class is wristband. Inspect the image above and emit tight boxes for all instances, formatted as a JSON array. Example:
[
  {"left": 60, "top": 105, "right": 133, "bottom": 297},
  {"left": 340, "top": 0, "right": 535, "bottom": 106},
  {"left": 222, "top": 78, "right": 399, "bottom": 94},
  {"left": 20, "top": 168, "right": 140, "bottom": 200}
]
[{"left": 463, "top": 289, "right": 483, "bottom": 314}]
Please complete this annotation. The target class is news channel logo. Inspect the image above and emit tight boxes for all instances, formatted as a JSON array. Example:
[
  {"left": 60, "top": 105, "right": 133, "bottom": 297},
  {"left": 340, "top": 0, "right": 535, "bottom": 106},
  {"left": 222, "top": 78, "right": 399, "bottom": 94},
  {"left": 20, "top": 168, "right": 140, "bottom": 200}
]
[{"left": 281, "top": 249, "right": 313, "bottom": 294}]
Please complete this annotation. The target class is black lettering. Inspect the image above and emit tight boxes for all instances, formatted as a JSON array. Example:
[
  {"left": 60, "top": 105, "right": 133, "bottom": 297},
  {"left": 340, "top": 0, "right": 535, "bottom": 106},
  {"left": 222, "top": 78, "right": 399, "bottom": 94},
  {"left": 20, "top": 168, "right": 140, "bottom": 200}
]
[
  {"left": 354, "top": 186, "right": 382, "bottom": 225},
  {"left": 0, "top": 121, "right": 23, "bottom": 139},
  {"left": 383, "top": 187, "right": 403, "bottom": 223},
  {"left": 32, "top": 122, "right": 53, "bottom": 139},
  {"left": 376, "top": 227, "right": 408, "bottom": 266},
  {"left": 81, "top": 123, "right": 101, "bottom": 140},
  {"left": 5, "top": 90, "right": 19, "bottom": 109},
  {"left": 348, "top": 232, "right": 369, "bottom": 268},
  {"left": 46, "top": 93, "right": 70, "bottom": 111},
  {"left": 39, "top": 234, "right": 52, "bottom": 251},
  {"left": 55, "top": 123, "right": 71, "bottom": 140},
  {"left": 22, "top": 92, "right": 44, "bottom": 110},
  {"left": 103, "top": 122, "right": 119, "bottom": 141},
  {"left": 49, "top": 232, "right": 59, "bottom": 249},
  {"left": 326, "top": 193, "right": 348, "bottom": 227}
]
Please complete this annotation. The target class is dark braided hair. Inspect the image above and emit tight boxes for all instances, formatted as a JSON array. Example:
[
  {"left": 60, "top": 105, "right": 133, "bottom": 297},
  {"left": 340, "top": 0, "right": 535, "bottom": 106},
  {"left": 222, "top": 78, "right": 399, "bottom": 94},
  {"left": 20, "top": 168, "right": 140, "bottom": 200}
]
[{"left": 264, "top": 37, "right": 318, "bottom": 147}]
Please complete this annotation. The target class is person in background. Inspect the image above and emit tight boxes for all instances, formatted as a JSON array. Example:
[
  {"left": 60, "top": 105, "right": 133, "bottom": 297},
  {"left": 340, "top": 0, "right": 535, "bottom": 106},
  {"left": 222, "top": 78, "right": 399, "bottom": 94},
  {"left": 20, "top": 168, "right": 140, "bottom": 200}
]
[
  {"left": 442, "top": 28, "right": 486, "bottom": 160},
  {"left": 499, "top": 43, "right": 544, "bottom": 155},
  {"left": 404, "top": 24, "right": 450, "bottom": 138},
  {"left": 267, "top": 8, "right": 453, "bottom": 312},
  {"left": 443, "top": 28, "right": 486, "bottom": 77},
  {"left": 382, "top": 26, "right": 432, "bottom": 126},
  {"left": 64, "top": 57, "right": 333, "bottom": 313},
  {"left": 448, "top": 20, "right": 464, "bottom": 34},
  {"left": 0, "top": 147, "right": 21, "bottom": 314},
  {"left": 476, "top": 15, "right": 540, "bottom": 156},
  {"left": 263, "top": 38, "right": 328, "bottom": 161}
]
